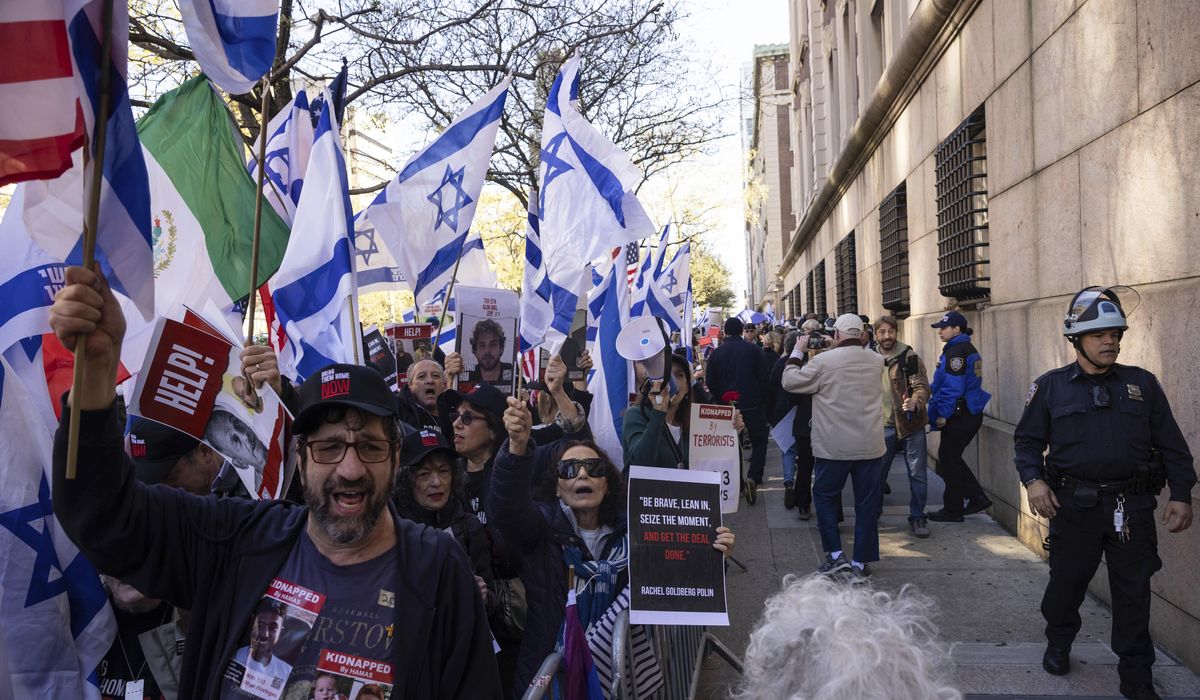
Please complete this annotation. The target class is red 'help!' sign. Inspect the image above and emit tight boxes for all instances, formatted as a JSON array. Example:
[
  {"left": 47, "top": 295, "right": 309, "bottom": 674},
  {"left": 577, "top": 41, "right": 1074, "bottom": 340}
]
[{"left": 135, "top": 319, "right": 231, "bottom": 438}]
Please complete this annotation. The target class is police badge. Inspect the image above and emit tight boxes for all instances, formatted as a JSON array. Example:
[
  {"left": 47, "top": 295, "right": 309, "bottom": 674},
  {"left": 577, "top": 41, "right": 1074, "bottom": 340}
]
[{"left": 949, "top": 356, "right": 965, "bottom": 372}]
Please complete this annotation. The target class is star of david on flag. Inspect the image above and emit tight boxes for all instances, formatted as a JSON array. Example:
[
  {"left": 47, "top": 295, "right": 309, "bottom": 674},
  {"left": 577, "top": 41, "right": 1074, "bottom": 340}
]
[{"left": 428, "top": 165, "right": 474, "bottom": 232}]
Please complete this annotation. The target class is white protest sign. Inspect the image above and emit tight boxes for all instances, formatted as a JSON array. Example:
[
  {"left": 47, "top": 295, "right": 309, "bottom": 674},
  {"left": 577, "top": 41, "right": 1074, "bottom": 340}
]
[
  {"left": 454, "top": 285, "right": 520, "bottom": 395},
  {"left": 689, "top": 403, "right": 740, "bottom": 514}
]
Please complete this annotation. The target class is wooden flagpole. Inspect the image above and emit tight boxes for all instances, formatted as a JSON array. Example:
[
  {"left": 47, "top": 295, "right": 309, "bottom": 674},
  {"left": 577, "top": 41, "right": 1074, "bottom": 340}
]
[
  {"left": 244, "top": 77, "right": 272, "bottom": 346},
  {"left": 65, "top": 0, "right": 116, "bottom": 480}
]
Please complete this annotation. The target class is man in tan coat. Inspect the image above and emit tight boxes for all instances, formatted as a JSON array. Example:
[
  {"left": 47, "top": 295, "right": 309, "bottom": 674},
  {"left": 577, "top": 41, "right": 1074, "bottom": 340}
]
[
  {"left": 875, "top": 315, "right": 933, "bottom": 538},
  {"left": 782, "top": 314, "right": 885, "bottom": 583}
]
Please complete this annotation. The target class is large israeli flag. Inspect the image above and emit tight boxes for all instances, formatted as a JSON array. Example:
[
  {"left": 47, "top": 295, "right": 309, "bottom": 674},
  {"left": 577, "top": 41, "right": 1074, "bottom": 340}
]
[
  {"left": 359, "top": 78, "right": 509, "bottom": 303},
  {"left": 524, "top": 54, "right": 656, "bottom": 349},
  {"left": 630, "top": 225, "right": 670, "bottom": 317},
  {"left": 25, "top": 0, "right": 155, "bottom": 320},
  {"left": 179, "top": 0, "right": 280, "bottom": 94},
  {"left": 518, "top": 198, "right": 584, "bottom": 352},
  {"left": 248, "top": 88, "right": 313, "bottom": 224},
  {"left": 586, "top": 255, "right": 631, "bottom": 465},
  {"left": 0, "top": 189, "right": 64, "bottom": 355},
  {"left": 270, "top": 98, "right": 357, "bottom": 381}
]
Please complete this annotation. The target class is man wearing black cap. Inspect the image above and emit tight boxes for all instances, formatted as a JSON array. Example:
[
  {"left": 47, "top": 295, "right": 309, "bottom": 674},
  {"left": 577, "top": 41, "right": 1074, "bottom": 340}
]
[
  {"left": 926, "top": 311, "right": 993, "bottom": 522},
  {"left": 706, "top": 316, "right": 770, "bottom": 504},
  {"left": 127, "top": 416, "right": 224, "bottom": 496},
  {"left": 48, "top": 265, "right": 500, "bottom": 699}
]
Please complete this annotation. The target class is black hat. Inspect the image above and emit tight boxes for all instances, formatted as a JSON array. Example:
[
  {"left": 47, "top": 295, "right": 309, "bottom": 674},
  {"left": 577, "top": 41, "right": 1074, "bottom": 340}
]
[
  {"left": 723, "top": 317, "right": 743, "bottom": 336},
  {"left": 443, "top": 382, "right": 508, "bottom": 421},
  {"left": 294, "top": 364, "right": 397, "bottom": 435},
  {"left": 930, "top": 311, "right": 969, "bottom": 330},
  {"left": 400, "top": 428, "right": 455, "bottom": 467},
  {"left": 127, "top": 416, "right": 199, "bottom": 485}
]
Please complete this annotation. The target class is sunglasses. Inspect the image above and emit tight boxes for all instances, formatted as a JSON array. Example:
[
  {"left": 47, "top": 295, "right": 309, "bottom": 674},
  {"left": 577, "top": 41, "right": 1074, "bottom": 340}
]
[
  {"left": 556, "top": 457, "right": 609, "bottom": 480},
  {"left": 452, "top": 410, "right": 482, "bottom": 426}
]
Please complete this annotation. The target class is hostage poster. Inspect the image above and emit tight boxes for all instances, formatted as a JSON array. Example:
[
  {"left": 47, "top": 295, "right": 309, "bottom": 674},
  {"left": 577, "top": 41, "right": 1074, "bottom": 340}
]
[{"left": 454, "top": 285, "right": 519, "bottom": 395}]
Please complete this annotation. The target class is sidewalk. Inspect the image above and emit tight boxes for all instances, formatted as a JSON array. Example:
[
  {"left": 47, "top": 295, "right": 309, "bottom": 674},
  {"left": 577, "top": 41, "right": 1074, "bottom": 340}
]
[{"left": 697, "top": 443, "right": 1200, "bottom": 699}]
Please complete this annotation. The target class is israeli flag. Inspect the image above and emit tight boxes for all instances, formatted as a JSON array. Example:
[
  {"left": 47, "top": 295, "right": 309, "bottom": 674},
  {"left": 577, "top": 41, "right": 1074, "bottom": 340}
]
[
  {"left": 586, "top": 255, "right": 631, "bottom": 465},
  {"left": 359, "top": 78, "right": 508, "bottom": 304},
  {"left": 0, "top": 190, "right": 65, "bottom": 355},
  {"left": 270, "top": 97, "right": 357, "bottom": 381},
  {"left": 631, "top": 225, "right": 670, "bottom": 317},
  {"left": 645, "top": 242, "right": 689, "bottom": 333},
  {"left": 248, "top": 88, "right": 313, "bottom": 224},
  {"left": 25, "top": 0, "right": 155, "bottom": 320},
  {"left": 518, "top": 198, "right": 585, "bottom": 352},
  {"left": 179, "top": 0, "right": 280, "bottom": 94},
  {"left": 525, "top": 54, "right": 656, "bottom": 350}
]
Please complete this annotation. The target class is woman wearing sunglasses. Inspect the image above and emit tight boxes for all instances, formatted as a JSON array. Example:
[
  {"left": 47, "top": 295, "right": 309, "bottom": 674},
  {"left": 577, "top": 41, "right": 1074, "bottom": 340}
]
[{"left": 490, "top": 396, "right": 735, "bottom": 696}]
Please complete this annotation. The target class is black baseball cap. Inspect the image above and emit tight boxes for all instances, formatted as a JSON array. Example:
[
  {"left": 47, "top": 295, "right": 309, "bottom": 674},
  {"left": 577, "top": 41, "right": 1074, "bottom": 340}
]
[
  {"left": 400, "top": 428, "right": 456, "bottom": 467},
  {"left": 127, "top": 416, "right": 199, "bottom": 484},
  {"left": 443, "top": 382, "right": 508, "bottom": 421},
  {"left": 295, "top": 364, "right": 398, "bottom": 435},
  {"left": 930, "top": 311, "right": 969, "bottom": 329}
]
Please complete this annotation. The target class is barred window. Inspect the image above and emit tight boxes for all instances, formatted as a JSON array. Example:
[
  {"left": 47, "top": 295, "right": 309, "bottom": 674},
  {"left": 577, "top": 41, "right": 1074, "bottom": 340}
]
[
  {"left": 811, "top": 260, "right": 827, "bottom": 317},
  {"left": 879, "top": 182, "right": 910, "bottom": 315},
  {"left": 805, "top": 271, "right": 815, "bottom": 316},
  {"left": 834, "top": 232, "right": 857, "bottom": 314},
  {"left": 934, "top": 106, "right": 990, "bottom": 301}
]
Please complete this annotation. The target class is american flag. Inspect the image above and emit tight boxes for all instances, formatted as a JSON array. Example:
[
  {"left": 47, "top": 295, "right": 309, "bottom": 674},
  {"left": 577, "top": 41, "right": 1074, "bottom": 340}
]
[
  {"left": 520, "top": 347, "right": 539, "bottom": 384},
  {"left": 624, "top": 242, "right": 640, "bottom": 286}
]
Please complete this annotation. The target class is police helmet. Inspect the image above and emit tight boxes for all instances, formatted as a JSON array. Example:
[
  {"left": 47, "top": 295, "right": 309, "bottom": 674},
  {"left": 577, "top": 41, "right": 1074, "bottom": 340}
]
[{"left": 1062, "top": 286, "right": 1130, "bottom": 338}]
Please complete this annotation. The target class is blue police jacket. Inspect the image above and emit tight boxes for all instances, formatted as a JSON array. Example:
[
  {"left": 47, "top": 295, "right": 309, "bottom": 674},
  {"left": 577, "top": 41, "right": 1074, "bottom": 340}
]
[{"left": 928, "top": 333, "right": 991, "bottom": 426}]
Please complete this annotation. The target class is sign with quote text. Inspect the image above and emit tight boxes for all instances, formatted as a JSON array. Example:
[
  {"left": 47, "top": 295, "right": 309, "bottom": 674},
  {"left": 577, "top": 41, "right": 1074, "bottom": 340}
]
[{"left": 627, "top": 465, "right": 728, "bottom": 626}]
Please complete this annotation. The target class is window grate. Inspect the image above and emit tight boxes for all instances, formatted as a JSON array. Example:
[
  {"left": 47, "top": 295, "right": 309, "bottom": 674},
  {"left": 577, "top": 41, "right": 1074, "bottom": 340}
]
[
  {"left": 835, "top": 232, "right": 857, "bottom": 314},
  {"left": 879, "top": 182, "right": 910, "bottom": 314},
  {"left": 811, "top": 260, "right": 827, "bottom": 317},
  {"left": 805, "top": 271, "right": 815, "bottom": 316},
  {"left": 934, "top": 106, "right": 990, "bottom": 301}
]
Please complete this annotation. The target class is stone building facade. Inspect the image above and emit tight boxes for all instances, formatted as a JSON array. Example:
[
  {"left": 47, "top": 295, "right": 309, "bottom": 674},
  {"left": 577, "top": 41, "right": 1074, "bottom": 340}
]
[{"left": 771, "top": 0, "right": 1200, "bottom": 670}]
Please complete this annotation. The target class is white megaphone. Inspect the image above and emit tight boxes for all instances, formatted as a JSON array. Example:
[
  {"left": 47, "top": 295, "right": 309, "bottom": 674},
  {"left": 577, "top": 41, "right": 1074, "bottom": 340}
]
[{"left": 615, "top": 316, "right": 676, "bottom": 395}]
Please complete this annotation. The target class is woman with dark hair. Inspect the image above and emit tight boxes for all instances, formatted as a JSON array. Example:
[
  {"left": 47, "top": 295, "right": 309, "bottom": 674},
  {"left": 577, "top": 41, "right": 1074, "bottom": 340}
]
[
  {"left": 622, "top": 354, "right": 694, "bottom": 470},
  {"left": 392, "top": 427, "right": 496, "bottom": 611},
  {"left": 490, "top": 399, "right": 736, "bottom": 695}
]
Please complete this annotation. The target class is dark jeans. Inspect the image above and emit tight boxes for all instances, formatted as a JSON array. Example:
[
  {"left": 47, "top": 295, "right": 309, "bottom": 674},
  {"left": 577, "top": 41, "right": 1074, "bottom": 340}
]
[
  {"left": 881, "top": 426, "right": 929, "bottom": 522},
  {"left": 742, "top": 406, "right": 769, "bottom": 482},
  {"left": 1042, "top": 502, "right": 1162, "bottom": 684},
  {"left": 936, "top": 412, "right": 985, "bottom": 514},
  {"left": 781, "top": 433, "right": 814, "bottom": 508},
  {"left": 813, "top": 457, "right": 882, "bottom": 563}
]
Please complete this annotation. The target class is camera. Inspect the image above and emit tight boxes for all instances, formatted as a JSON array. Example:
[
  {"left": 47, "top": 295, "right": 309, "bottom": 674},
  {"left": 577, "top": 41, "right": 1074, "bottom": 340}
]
[{"left": 806, "top": 333, "right": 828, "bottom": 350}]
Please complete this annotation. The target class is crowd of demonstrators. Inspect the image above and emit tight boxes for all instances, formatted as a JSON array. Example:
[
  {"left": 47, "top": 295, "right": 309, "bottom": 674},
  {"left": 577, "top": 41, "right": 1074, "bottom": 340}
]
[
  {"left": 50, "top": 266, "right": 499, "bottom": 698},
  {"left": 875, "top": 315, "right": 933, "bottom": 538},
  {"left": 706, "top": 317, "right": 771, "bottom": 503},
  {"left": 925, "top": 312, "right": 993, "bottom": 523},
  {"left": 782, "top": 314, "right": 886, "bottom": 584}
]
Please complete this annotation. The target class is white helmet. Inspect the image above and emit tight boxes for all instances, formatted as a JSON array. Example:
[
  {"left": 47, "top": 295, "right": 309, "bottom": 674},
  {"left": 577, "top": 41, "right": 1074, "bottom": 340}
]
[{"left": 1063, "top": 286, "right": 1131, "bottom": 338}]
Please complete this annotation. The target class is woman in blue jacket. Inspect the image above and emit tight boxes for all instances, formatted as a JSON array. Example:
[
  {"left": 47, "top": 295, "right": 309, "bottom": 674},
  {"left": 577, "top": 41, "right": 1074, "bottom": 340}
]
[
  {"left": 926, "top": 312, "right": 993, "bottom": 522},
  {"left": 488, "top": 398, "right": 735, "bottom": 696}
]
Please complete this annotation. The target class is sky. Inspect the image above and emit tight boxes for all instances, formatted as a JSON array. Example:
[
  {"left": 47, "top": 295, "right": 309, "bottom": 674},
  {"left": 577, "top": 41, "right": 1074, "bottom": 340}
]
[{"left": 653, "top": 0, "right": 791, "bottom": 305}]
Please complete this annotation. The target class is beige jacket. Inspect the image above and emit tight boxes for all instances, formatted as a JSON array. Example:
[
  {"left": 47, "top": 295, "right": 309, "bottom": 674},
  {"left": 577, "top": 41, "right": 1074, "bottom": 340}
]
[{"left": 781, "top": 343, "right": 886, "bottom": 461}]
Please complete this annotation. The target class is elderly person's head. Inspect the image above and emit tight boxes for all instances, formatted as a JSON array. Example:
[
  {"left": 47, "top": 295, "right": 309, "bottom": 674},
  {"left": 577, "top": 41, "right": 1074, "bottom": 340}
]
[
  {"left": 734, "top": 575, "right": 961, "bottom": 700},
  {"left": 535, "top": 439, "right": 625, "bottom": 530},
  {"left": 407, "top": 358, "right": 446, "bottom": 412},
  {"left": 395, "top": 428, "right": 463, "bottom": 513},
  {"left": 832, "top": 313, "right": 866, "bottom": 347}
]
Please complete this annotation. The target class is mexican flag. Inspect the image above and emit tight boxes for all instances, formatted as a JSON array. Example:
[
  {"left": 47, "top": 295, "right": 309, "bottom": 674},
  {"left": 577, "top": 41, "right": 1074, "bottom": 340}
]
[{"left": 136, "top": 75, "right": 290, "bottom": 333}]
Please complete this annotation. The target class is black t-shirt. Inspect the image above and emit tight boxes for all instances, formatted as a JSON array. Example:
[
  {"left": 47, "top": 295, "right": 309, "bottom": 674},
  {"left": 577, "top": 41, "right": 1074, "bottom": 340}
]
[
  {"left": 465, "top": 468, "right": 487, "bottom": 525},
  {"left": 98, "top": 604, "right": 172, "bottom": 700},
  {"left": 218, "top": 532, "right": 400, "bottom": 700}
]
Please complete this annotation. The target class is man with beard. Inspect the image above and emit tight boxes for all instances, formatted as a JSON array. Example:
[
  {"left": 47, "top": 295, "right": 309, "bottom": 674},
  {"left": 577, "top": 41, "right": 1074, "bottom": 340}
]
[
  {"left": 874, "top": 316, "right": 932, "bottom": 538},
  {"left": 49, "top": 265, "right": 500, "bottom": 699},
  {"left": 466, "top": 319, "right": 513, "bottom": 388}
]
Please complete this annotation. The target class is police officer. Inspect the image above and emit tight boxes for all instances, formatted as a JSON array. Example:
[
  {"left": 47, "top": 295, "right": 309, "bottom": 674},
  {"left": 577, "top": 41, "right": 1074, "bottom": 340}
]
[
  {"left": 926, "top": 311, "right": 993, "bottom": 522},
  {"left": 1014, "top": 286, "right": 1195, "bottom": 700}
]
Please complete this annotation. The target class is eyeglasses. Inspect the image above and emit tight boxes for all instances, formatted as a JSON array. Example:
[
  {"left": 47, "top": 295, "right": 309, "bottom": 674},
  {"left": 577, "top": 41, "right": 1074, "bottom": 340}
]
[
  {"left": 1091, "top": 385, "right": 1111, "bottom": 409},
  {"left": 304, "top": 439, "right": 395, "bottom": 464},
  {"left": 556, "top": 457, "right": 609, "bottom": 480},
  {"left": 452, "top": 410, "right": 482, "bottom": 426}
]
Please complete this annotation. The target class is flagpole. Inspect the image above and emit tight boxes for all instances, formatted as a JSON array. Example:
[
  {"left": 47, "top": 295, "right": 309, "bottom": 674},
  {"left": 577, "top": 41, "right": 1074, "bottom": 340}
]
[
  {"left": 66, "top": 0, "right": 115, "bottom": 480},
  {"left": 244, "top": 77, "right": 272, "bottom": 346}
]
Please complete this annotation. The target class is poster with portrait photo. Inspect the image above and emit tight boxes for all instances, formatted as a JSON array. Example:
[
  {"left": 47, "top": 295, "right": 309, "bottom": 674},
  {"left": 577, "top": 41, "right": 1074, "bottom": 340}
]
[
  {"left": 529, "top": 308, "right": 588, "bottom": 390},
  {"left": 384, "top": 323, "right": 435, "bottom": 388},
  {"left": 454, "top": 286, "right": 519, "bottom": 395},
  {"left": 223, "top": 578, "right": 325, "bottom": 700}
]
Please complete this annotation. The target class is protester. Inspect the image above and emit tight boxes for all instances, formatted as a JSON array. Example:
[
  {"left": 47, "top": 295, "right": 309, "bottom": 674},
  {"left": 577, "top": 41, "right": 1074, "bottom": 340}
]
[
  {"left": 396, "top": 357, "right": 448, "bottom": 433},
  {"left": 49, "top": 265, "right": 499, "bottom": 698},
  {"left": 706, "top": 317, "right": 770, "bottom": 504},
  {"left": 489, "top": 397, "right": 735, "bottom": 695},
  {"left": 925, "top": 311, "right": 993, "bottom": 523},
  {"left": 781, "top": 314, "right": 885, "bottom": 583},
  {"left": 529, "top": 353, "right": 592, "bottom": 446},
  {"left": 97, "top": 574, "right": 176, "bottom": 700},
  {"left": 875, "top": 315, "right": 932, "bottom": 538},
  {"left": 393, "top": 427, "right": 497, "bottom": 611},
  {"left": 622, "top": 354, "right": 693, "bottom": 470},
  {"left": 733, "top": 575, "right": 961, "bottom": 700},
  {"left": 761, "top": 329, "right": 784, "bottom": 412},
  {"left": 771, "top": 328, "right": 816, "bottom": 519},
  {"left": 438, "top": 381, "right": 510, "bottom": 523}
]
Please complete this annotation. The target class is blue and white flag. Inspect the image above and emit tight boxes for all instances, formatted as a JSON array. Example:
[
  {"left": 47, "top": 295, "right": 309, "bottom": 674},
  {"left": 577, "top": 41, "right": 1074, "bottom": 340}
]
[
  {"left": 526, "top": 54, "right": 656, "bottom": 350},
  {"left": 270, "top": 98, "right": 357, "bottom": 381},
  {"left": 631, "top": 226, "right": 670, "bottom": 317},
  {"left": 586, "top": 255, "right": 631, "bottom": 465},
  {"left": 248, "top": 88, "right": 313, "bottom": 224},
  {"left": 0, "top": 189, "right": 65, "bottom": 355},
  {"left": 518, "top": 197, "right": 585, "bottom": 352},
  {"left": 644, "top": 241, "right": 689, "bottom": 333},
  {"left": 0, "top": 345, "right": 115, "bottom": 699},
  {"left": 24, "top": 0, "right": 154, "bottom": 320},
  {"left": 359, "top": 78, "right": 508, "bottom": 303},
  {"left": 179, "top": 0, "right": 280, "bottom": 94}
]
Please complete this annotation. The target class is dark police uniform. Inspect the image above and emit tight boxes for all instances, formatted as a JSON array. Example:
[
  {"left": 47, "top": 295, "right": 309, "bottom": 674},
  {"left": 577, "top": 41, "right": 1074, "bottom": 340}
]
[{"left": 1014, "top": 362, "right": 1196, "bottom": 685}]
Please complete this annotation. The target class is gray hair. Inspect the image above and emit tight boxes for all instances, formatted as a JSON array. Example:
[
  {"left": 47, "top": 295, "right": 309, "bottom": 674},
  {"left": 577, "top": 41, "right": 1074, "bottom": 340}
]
[{"left": 733, "top": 575, "right": 961, "bottom": 700}]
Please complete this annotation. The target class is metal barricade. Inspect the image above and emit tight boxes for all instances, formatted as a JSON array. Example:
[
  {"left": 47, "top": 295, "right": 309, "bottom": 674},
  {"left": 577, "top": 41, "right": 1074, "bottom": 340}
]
[{"left": 521, "top": 652, "right": 563, "bottom": 700}]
